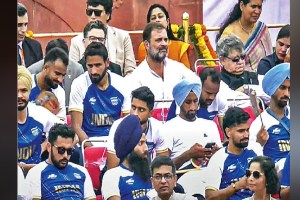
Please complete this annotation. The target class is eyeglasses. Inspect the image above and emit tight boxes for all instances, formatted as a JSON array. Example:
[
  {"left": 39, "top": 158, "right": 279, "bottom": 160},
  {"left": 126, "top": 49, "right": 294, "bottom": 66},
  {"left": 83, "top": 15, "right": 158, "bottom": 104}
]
[
  {"left": 224, "top": 54, "right": 246, "bottom": 63},
  {"left": 87, "top": 36, "right": 105, "bottom": 43},
  {"left": 152, "top": 174, "right": 174, "bottom": 182},
  {"left": 86, "top": 9, "right": 104, "bottom": 17},
  {"left": 53, "top": 144, "right": 74, "bottom": 155},
  {"left": 245, "top": 169, "right": 264, "bottom": 179}
]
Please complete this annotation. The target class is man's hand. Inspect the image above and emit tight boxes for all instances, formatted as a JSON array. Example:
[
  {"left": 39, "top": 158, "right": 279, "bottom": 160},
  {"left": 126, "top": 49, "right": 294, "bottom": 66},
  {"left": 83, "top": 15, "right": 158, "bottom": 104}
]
[
  {"left": 256, "top": 126, "right": 269, "bottom": 146},
  {"left": 188, "top": 143, "right": 212, "bottom": 159},
  {"left": 83, "top": 141, "right": 93, "bottom": 148},
  {"left": 234, "top": 176, "right": 248, "bottom": 191}
]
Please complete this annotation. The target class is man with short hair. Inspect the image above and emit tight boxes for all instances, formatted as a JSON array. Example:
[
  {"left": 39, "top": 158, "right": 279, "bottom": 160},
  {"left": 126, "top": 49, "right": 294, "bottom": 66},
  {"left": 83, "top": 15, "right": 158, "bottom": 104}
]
[
  {"left": 26, "top": 123, "right": 96, "bottom": 200},
  {"left": 17, "top": 65, "right": 63, "bottom": 173},
  {"left": 69, "top": 0, "right": 136, "bottom": 76},
  {"left": 69, "top": 42, "right": 130, "bottom": 148},
  {"left": 159, "top": 79, "right": 222, "bottom": 170},
  {"left": 29, "top": 47, "right": 68, "bottom": 121},
  {"left": 28, "top": 38, "right": 84, "bottom": 106},
  {"left": 249, "top": 63, "right": 290, "bottom": 167},
  {"left": 102, "top": 115, "right": 152, "bottom": 200},
  {"left": 17, "top": 2, "right": 43, "bottom": 67},
  {"left": 149, "top": 156, "right": 197, "bottom": 200},
  {"left": 127, "top": 22, "right": 199, "bottom": 110},
  {"left": 205, "top": 107, "right": 258, "bottom": 200},
  {"left": 107, "top": 86, "right": 169, "bottom": 169},
  {"left": 78, "top": 20, "right": 122, "bottom": 76}
]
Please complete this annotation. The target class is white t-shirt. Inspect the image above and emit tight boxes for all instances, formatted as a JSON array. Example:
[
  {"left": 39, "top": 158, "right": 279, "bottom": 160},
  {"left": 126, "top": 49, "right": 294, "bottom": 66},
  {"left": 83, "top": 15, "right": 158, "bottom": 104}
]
[{"left": 159, "top": 116, "right": 222, "bottom": 169}]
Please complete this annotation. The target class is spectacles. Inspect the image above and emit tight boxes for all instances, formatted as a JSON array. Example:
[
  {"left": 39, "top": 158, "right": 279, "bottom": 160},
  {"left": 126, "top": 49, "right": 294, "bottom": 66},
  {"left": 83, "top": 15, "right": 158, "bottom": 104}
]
[
  {"left": 245, "top": 169, "right": 264, "bottom": 179},
  {"left": 225, "top": 54, "right": 246, "bottom": 63},
  {"left": 53, "top": 144, "right": 74, "bottom": 155},
  {"left": 87, "top": 36, "right": 105, "bottom": 43},
  {"left": 86, "top": 9, "right": 104, "bottom": 17},
  {"left": 152, "top": 174, "right": 174, "bottom": 182}
]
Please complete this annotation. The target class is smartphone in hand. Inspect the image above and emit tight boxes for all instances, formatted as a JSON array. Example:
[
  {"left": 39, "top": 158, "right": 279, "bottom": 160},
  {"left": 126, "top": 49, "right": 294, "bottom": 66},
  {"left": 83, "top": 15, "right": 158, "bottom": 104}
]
[{"left": 205, "top": 142, "right": 216, "bottom": 149}]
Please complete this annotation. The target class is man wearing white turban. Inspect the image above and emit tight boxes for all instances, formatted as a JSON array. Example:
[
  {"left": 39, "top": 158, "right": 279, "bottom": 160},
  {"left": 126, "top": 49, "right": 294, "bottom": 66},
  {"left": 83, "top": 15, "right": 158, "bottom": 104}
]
[
  {"left": 249, "top": 63, "right": 290, "bottom": 170},
  {"left": 158, "top": 79, "right": 222, "bottom": 170}
]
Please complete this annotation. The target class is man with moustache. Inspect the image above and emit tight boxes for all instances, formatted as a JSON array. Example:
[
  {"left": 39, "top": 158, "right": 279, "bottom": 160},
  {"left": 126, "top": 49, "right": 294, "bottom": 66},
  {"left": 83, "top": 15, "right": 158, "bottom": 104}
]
[
  {"left": 205, "top": 107, "right": 258, "bottom": 200},
  {"left": 69, "top": 42, "right": 130, "bottom": 148},
  {"left": 102, "top": 115, "right": 152, "bottom": 200},
  {"left": 249, "top": 63, "right": 290, "bottom": 168},
  {"left": 17, "top": 66, "right": 63, "bottom": 173},
  {"left": 127, "top": 22, "right": 198, "bottom": 110},
  {"left": 106, "top": 86, "right": 169, "bottom": 169},
  {"left": 26, "top": 124, "right": 96, "bottom": 200},
  {"left": 159, "top": 79, "right": 222, "bottom": 170},
  {"left": 29, "top": 47, "right": 68, "bottom": 121}
]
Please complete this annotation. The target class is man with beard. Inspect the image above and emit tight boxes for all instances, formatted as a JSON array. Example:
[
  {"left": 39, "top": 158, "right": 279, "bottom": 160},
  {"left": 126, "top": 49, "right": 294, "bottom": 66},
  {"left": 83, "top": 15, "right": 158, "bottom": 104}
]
[
  {"left": 69, "top": 42, "right": 130, "bottom": 148},
  {"left": 159, "top": 79, "right": 222, "bottom": 170},
  {"left": 106, "top": 86, "right": 169, "bottom": 169},
  {"left": 29, "top": 47, "right": 68, "bottom": 121},
  {"left": 205, "top": 107, "right": 258, "bottom": 200},
  {"left": 102, "top": 115, "right": 152, "bottom": 200},
  {"left": 127, "top": 22, "right": 198, "bottom": 110},
  {"left": 249, "top": 63, "right": 290, "bottom": 169},
  {"left": 25, "top": 123, "right": 96, "bottom": 200},
  {"left": 17, "top": 65, "right": 63, "bottom": 173}
]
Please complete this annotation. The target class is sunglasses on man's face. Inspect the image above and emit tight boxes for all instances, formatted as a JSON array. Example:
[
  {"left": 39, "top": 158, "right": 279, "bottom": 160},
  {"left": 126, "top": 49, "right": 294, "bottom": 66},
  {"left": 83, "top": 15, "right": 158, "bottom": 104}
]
[
  {"left": 245, "top": 169, "right": 264, "bottom": 179},
  {"left": 53, "top": 144, "right": 74, "bottom": 155},
  {"left": 86, "top": 9, "right": 103, "bottom": 17},
  {"left": 225, "top": 54, "right": 246, "bottom": 63}
]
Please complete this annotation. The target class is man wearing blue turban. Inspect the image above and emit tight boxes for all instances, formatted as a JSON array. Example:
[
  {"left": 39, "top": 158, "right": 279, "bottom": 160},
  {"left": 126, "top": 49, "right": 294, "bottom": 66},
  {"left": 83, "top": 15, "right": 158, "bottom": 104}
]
[
  {"left": 249, "top": 63, "right": 290, "bottom": 169},
  {"left": 158, "top": 79, "right": 222, "bottom": 170}
]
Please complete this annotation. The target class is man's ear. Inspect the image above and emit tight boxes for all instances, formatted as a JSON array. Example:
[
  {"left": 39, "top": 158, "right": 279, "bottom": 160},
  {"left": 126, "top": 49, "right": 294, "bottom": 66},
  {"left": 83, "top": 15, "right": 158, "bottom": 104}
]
[
  {"left": 46, "top": 142, "right": 51, "bottom": 153},
  {"left": 225, "top": 127, "right": 230, "bottom": 138},
  {"left": 106, "top": 57, "right": 110, "bottom": 67},
  {"left": 144, "top": 40, "right": 150, "bottom": 50}
]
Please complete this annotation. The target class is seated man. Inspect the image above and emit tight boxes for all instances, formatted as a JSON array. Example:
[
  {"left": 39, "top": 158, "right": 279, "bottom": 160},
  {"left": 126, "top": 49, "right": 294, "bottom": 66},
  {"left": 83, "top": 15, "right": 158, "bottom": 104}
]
[
  {"left": 69, "top": 42, "right": 130, "bottom": 148},
  {"left": 25, "top": 124, "right": 96, "bottom": 200},
  {"left": 78, "top": 20, "right": 122, "bottom": 76},
  {"left": 159, "top": 79, "right": 222, "bottom": 170},
  {"left": 29, "top": 47, "right": 68, "bottom": 121},
  {"left": 148, "top": 155, "right": 198, "bottom": 200},
  {"left": 205, "top": 107, "right": 259, "bottom": 200},
  {"left": 216, "top": 35, "right": 268, "bottom": 107},
  {"left": 102, "top": 115, "right": 152, "bottom": 200},
  {"left": 107, "top": 86, "right": 169, "bottom": 169},
  {"left": 249, "top": 63, "right": 290, "bottom": 169},
  {"left": 28, "top": 38, "right": 84, "bottom": 107},
  {"left": 18, "top": 66, "right": 63, "bottom": 173}
]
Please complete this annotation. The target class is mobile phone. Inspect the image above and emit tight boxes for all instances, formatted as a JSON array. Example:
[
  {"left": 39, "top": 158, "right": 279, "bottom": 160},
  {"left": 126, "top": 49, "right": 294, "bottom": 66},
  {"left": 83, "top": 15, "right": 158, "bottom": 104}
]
[{"left": 205, "top": 142, "right": 216, "bottom": 148}]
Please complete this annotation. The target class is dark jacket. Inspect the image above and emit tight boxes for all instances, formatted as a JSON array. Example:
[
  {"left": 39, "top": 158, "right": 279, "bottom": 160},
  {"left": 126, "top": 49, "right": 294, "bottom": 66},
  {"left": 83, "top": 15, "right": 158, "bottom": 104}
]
[
  {"left": 22, "top": 37, "right": 43, "bottom": 67},
  {"left": 257, "top": 52, "right": 282, "bottom": 75}
]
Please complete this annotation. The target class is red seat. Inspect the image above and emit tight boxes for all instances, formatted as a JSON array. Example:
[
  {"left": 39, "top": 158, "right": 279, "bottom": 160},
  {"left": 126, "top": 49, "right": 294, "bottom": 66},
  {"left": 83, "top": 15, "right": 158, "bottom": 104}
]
[
  {"left": 66, "top": 114, "right": 71, "bottom": 126},
  {"left": 84, "top": 146, "right": 108, "bottom": 191},
  {"left": 242, "top": 106, "right": 263, "bottom": 125},
  {"left": 212, "top": 115, "right": 224, "bottom": 142},
  {"left": 152, "top": 108, "right": 169, "bottom": 122}
]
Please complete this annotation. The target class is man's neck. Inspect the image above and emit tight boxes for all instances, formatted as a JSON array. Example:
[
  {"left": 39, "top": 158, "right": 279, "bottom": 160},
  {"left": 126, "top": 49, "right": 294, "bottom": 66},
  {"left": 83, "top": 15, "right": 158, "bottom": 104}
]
[
  {"left": 146, "top": 57, "right": 164, "bottom": 79},
  {"left": 96, "top": 73, "right": 109, "bottom": 91},
  {"left": 159, "top": 192, "right": 173, "bottom": 200},
  {"left": 36, "top": 73, "right": 49, "bottom": 91},
  {"left": 227, "top": 142, "right": 243, "bottom": 155},
  {"left": 17, "top": 109, "right": 27, "bottom": 124},
  {"left": 122, "top": 159, "right": 131, "bottom": 169},
  {"left": 269, "top": 101, "right": 286, "bottom": 119}
]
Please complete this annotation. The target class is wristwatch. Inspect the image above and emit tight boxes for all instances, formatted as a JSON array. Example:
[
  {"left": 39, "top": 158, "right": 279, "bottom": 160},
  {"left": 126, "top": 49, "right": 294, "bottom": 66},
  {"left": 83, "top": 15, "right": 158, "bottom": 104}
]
[{"left": 232, "top": 183, "right": 239, "bottom": 192}]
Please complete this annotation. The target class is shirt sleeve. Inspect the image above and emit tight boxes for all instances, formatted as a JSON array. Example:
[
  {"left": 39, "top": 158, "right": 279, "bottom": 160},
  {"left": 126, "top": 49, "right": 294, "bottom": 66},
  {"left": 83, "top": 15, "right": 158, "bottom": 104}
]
[
  {"left": 107, "top": 119, "right": 121, "bottom": 153},
  {"left": 69, "top": 77, "right": 84, "bottom": 112},
  {"left": 205, "top": 150, "right": 224, "bottom": 191},
  {"left": 102, "top": 169, "right": 121, "bottom": 200},
  {"left": 25, "top": 165, "right": 42, "bottom": 199},
  {"left": 82, "top": 167, "right": 96, "bottom": 199}
]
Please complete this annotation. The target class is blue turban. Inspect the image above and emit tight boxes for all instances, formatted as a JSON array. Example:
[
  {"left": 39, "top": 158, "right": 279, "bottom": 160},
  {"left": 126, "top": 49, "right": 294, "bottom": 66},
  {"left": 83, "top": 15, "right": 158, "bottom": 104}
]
[
  {"left": 262, "top": 63, "right": 290, "bottom": 96},
  {"left": 114, "top": 115, "right": 143, "bottom": 161},
  {"left": 172, "top": 79, "right": 202, "bottom": 107}
]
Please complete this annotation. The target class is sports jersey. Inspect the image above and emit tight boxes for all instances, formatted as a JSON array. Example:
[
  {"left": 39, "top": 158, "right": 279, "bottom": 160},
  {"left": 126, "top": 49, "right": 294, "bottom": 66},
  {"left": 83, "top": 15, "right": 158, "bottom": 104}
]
[
  {"left": 26, "top": 161, "right": 95, "bottom": 200},
  {"left": 281, "top": 153, "right": 290, "bottom": 187},
  {"left": 166, "top": 92, "right": 228, "bottom": 121},
  {"left": 102, "top": 164, "right": 152, "bottom": 200},
  {"left": 249, "top": 107, "right": 290, "bottom": 163},
  {"left": 69, "top": 71, "right": 130, "bottom": 137},
  {"left": 18, "top": 102, "right": 63, "bottom": 164},
  {"left": 126, "top": 58, "right": 199, "bottom": 109},
  {"left": 159, "top": 116, "right": 222, "bottom": 169},
  {"left": 29, "top": 74, "right": 66, "bottom": 121},
  {"left": 205, "top": 147, "right": 257, "bottom": 200},
  {"left": 107, "top": 116, "right": 168, "bottom": 161}
]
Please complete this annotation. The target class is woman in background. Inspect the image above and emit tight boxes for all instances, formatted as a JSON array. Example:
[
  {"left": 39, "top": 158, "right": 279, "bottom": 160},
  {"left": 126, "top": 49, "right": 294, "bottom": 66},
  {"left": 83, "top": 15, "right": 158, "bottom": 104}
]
[
  {"left": 138, "top": 4, "right": 191, "bottom": 69},
  {"left": 243, "top": 156, "right": 279, "bottom": 200},
  {"left": 216, "top": 0, "right": 272, "bottom": 72}
]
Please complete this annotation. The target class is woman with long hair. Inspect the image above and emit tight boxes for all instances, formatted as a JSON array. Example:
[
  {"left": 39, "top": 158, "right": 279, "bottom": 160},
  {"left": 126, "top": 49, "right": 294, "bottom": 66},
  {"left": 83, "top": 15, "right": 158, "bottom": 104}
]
[
  {"left": 216, "top": 0, "right": 272, "bottom": 72},
  {"left": 138, "top": 4, "right": 191, "bottom": 69},
  {"left": 243, "top": 156, "right": 280, "bottom": 200}
]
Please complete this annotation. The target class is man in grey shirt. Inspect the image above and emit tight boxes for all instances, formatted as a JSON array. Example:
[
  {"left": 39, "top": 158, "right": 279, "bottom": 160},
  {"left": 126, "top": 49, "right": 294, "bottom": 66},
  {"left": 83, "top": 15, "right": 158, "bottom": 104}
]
[{"left": 28, "top": 38, "right": 84, "bottom": 107}]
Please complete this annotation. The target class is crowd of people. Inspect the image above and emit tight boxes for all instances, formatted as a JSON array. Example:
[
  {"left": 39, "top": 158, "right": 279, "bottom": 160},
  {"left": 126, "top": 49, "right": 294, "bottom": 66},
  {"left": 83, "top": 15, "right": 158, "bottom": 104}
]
[{"left": 17, "top": 0, "right": 290, "bottom": 199}]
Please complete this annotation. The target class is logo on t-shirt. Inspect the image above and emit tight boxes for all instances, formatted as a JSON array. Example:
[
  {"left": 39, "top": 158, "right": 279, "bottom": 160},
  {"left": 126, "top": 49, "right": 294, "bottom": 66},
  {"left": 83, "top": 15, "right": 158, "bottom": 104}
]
[
  {"left": 110, "top": 97, "right": 119, "bottom": 106},
  {"left": 74, "top": 173, "right": 82, "bottom": 179},
  {"left": 227, "top": 164, "right": 236, "bottom": 172},
  {"left": 89, "top": 97, "right": 96, "bottom": 105},
  {"left": 272, "top": 128, "right": 281, "bottom": 134},
  {"left": 47, "top": 174, "right": 57, "bottom": 179},
  {"left": 31, "top": 126, "right": 39, "bottom": 136},
  {"left": 125, "top": 178, "right": 134, "bottom": 185}
]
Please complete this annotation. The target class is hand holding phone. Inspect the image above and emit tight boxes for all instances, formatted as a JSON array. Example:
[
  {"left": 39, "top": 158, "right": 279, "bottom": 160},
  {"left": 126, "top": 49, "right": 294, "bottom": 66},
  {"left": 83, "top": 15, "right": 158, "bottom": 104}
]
[{"left": 205, "top": 142, "right": 216, "bottom": 149}]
